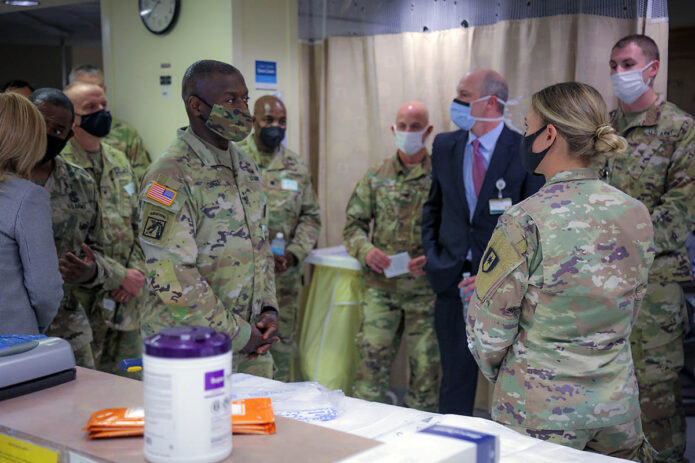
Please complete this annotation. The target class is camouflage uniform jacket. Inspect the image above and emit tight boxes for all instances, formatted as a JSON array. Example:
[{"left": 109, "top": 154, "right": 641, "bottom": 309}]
[
  {"left": 605, "top": 95, "right": 695, "bottom": 284},
  {"left": 236, "top": 135, "right": 321, "bottom": 262},
  {"left": 61, "top": 138, "right": 145, "bottom": 331},
  {"left": 138, "top": 127, "right": 278, "bottom": 352},
  {"left": 38, "top": 156, "right": 105, "bottom": 348},
  {"left": 467, "top": 168, "right": 655, "bottom": 430},
  {"left": 343, "top": 152, "right": 432, "bottom": 293},
  {"left": 104, "top": 117, "right": 152, "bottom": 185}
]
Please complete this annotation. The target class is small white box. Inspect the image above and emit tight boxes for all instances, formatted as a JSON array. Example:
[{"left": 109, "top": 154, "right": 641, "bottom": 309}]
[{"left": 339, "top": 424, "right": 498, "bottom": 463}]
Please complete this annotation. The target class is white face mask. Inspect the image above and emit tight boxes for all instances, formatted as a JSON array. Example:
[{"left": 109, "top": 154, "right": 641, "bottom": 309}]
[
  {"left": 611, "top": 60, "right": 655, "bottom": 104},
  {"left": 394, "top": 126, "right": 429, "bottom": 156}
]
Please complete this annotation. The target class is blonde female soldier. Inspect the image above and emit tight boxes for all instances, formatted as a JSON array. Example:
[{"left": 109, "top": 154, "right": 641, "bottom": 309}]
[{"left": 464, "top": 82, "right": 655, "bottom": 461}]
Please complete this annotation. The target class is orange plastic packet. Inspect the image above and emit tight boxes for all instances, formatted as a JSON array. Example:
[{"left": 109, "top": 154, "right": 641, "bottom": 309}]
[
  {"left": 84, "top": 399, "right": 276, "bottom": 439},
  {"left": 231, "top": 398, "right": 276, "bottom": 435},
  {"left": 83, "top": 408, "right": 144, "bottom": 430}
]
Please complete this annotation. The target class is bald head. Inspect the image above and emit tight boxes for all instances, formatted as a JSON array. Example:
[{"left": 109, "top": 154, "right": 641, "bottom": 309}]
[
  {"left": 457, "top": 69, "right": 508, "bottom": 114},
  {"left": 254, "top": 95, "right": 286, "bottom": 118},
  {"left": 396, "top": 101, "right": 430, "bottom": 126}
]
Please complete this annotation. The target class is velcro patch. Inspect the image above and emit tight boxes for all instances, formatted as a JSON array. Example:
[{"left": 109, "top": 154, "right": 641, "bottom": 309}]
[
  {"left": 140, "top": 207, "right": 171, "bottom": 243},
  {"left": 475, "top": 227, "right": 523, "bottom": 301},
  {"left": 147, "top": 182, "right": 177, "bottom": 207}
]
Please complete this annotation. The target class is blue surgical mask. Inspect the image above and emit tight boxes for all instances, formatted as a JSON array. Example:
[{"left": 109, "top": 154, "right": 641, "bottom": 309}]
[{"left": 449, "top": 96, "right": 505, "bottom": 131}]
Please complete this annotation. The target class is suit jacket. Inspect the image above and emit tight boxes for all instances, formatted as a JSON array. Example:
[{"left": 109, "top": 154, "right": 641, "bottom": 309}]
[
  {"left": 421, "top": 125, "right": 544, "bottom": 295},
  {"left": 0, "top": 176, "right": 63, "bottom": 334}
]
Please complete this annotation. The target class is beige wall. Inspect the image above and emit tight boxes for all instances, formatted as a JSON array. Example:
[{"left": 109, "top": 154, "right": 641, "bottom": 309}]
[
  {"left": 232, "top": 0, "right": 300, "bottom": 156},
  {"left": 100, "top": 0, "right": 300, "bottom": 160}
]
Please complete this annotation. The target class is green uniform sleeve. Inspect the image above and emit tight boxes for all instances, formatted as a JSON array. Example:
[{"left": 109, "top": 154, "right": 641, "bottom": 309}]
[
  {"left": 79, "top": 185, "right": 107, "bottom": 288},
  {"left": 262, "top": 232, "right": 279, "bottom": 313},
  {"left": 139, "top": 188, "right": 251, "bottom": 352},
  {"left": 286, "top": 176, "right": 321, "bottom": 262},
  {"left": 343, "top": 173, "right": 375, "bottom": 265},
  {"left": 129, "top": 134, "right": 152, "bottom": 185},
  {"left": 650, "top": 119, "right": 695, "bottom": 258},
  {"left": 466, "top": 215, "right": 533, "bottom": 383}
]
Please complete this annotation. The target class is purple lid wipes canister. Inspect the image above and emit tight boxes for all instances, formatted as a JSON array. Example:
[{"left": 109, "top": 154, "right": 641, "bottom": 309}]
[
  {"left": 143, "top": 326, "right": 233, "bottom": 463},
  {"left": 144, "top": 326, "right": 230, "bottom": 358}
]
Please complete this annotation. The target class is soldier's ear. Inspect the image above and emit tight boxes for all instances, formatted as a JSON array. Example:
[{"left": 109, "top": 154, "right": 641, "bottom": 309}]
[{"left": 188, "top": 96, "right": 201, "bottom": 116}]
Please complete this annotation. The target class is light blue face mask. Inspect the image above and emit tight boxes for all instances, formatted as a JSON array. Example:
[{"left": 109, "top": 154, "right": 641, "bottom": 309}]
[{"left": 450, "top": 96, "right": 505, "bottom": 131}]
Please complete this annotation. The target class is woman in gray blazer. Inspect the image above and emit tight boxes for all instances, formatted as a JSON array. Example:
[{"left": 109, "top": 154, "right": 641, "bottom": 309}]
[{"left": 0, "top": 92, "right": 63, "bottom": 334}]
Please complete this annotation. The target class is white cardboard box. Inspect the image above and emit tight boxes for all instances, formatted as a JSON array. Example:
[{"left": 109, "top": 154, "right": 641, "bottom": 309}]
[{"left": 339, "top": 424, "right": 499, "bottom": 463}]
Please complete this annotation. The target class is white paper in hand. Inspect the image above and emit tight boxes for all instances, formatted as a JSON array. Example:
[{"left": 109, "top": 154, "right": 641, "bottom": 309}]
[{"left": 383, "top": 252, "right": 411, "bottom": 279}]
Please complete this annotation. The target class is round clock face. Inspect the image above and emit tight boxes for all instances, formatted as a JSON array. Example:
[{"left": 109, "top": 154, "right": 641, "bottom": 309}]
[{"left": 139, "top": 0, "right": 180, "bottom": 35}]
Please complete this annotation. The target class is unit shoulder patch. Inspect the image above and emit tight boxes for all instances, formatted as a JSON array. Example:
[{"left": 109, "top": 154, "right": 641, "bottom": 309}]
[{"left": 475, "top": 227, "right": 524, "bottom": 301}]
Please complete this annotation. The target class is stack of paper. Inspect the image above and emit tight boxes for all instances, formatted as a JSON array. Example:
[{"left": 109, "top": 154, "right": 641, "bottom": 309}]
[{"left": 83, "top": 398, "right": 276, "bottom": 438}]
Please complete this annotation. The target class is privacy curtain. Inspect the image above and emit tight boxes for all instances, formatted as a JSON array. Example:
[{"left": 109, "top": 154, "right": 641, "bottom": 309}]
[{"left": 300, "top": 15, "right": 668, "bottom": 247}]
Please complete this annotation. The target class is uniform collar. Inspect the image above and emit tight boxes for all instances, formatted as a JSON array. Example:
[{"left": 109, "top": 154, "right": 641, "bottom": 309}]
[
  {"left": 239, "top": 134, "right": 284, "bottom": 171},
  {"left": 545, "top": 167, "right": 599, "bottom": 185},
  {"left": 393, "top": 150, "right": 431, "bottom": 178},
  {"left": 612, "top": 93, "right": 665, "bottom": 131},
  {"left": 65, "top": 138, "right": 104, "bottom": 176},
  {"left": 179, "top": 126, "right": 236, "bottom": 170}
]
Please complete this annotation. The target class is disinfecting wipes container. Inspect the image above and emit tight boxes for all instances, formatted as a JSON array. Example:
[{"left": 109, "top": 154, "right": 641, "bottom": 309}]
[{"left": 143, "top": 326, "right": 232, "bottom": 463}]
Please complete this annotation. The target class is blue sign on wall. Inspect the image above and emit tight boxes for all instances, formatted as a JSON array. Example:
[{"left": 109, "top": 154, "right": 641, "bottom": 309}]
[{"left": 255, "top": 60, "right": 277, "bottom": 90}]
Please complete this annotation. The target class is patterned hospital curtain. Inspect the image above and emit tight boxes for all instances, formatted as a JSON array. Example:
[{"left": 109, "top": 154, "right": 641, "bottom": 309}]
[{"left": 298, "top": 0, "right": 669, "bottom": 247}]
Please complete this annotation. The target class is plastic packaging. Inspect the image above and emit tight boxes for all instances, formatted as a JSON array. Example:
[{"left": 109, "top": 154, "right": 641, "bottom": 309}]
[
  {"left": 143, "top": 326, "right": 232, "bottom": 463},
  {"left": 270, "top": 232, "right": 286, "bottom": 256}
]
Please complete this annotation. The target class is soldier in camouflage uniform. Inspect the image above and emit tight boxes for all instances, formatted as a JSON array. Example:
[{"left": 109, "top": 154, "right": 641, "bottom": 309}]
[
  {"left": 138, "top": 60, "right": 279, "bottom": 378},
  {"left": 62, "top": 82, "right": 147, "bottom": 377},
  {"left": 29, "top": 88, "right": 105, "bottom": 369},
  {"left": 69, "top": 64, "right": 151, "bottom": 183},
  {"left": 466, "top": 82, "right": 654, "bottom": 461},
  {"left": 343, "top": 101, "right": 439, "bottom": 412},
  {"left": 601, "top": 35, "right": 695, "bottom": 462},
  {"left": 236, "top": 95, "right": 321, "bottom": 382}
]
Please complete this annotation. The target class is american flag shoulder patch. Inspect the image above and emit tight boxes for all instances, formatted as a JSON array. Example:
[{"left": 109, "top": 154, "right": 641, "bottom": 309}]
[{"left": 147, "top": 182, "right": 177, "bottom": 207}]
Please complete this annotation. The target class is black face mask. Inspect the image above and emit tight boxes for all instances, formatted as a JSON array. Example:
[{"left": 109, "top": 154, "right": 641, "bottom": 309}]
[
  {"left": 520, "top": 125, "right": 552, "bottom": 176},
  {"left": 259, "top": 126, "right": 285, "bottom": 150},
  {"left": 78, "top": 109, "right": 112, "bottom": 138},
  {"left": 37, "top": 134, "right": 69, "bottom": 166}
]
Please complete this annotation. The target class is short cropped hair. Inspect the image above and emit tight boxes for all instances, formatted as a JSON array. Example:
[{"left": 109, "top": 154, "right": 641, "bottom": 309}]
[
  {"left": 612, "top": 34, "right": 660, "bottom": 62},
  {"left": 68, "top": 64, "right": 102, "bottom": 84},
  {"left": 29, "top": 88, "right": 75, "bottom": 125},
  {"left": 181, "top": 60, "right": 241, "bottom": 102},
  {"left": 2, "top": 79, "right": 34, "bottom": 93},
  {"left": 480, "top": 72, "right": 508, "bottom": 114},
  {"left": 0, "top": 92, "right": 47, "bottom": 182}
]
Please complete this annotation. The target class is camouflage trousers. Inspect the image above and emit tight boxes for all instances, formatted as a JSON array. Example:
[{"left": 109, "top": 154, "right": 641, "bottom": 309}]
[
  {"left": 46, "top": 301, "right": 95, "bottom": 369},
  {"left": 631, "top": 282, "right": 687, "bottom": 463},
  {"left": 96, "top": 328, "right": 143, "bottom": 379},
  {"left": 353, "top": 286, "right": 440, "bottom": 412},
  {"left": 507, "top": 417, "right": 653, "bottom": 462},
  {"left": 270, "top": 266, "right": 301, "bottom": 382},
  {"left": 233, "top": 351, "right": 274, "bottom": 378}
]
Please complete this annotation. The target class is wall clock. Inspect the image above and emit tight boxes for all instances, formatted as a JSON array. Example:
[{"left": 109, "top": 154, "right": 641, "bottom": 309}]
[{"left": 139, "top": 0, "right": 180, "bottom": 35}]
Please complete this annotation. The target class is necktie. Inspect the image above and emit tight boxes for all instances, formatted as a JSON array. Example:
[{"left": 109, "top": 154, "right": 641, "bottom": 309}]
[{"left": 472, "top": 139, "right": 486, "bottom": 197}]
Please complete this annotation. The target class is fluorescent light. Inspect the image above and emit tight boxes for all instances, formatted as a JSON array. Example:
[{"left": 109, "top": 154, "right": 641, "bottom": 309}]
[{"left": 3, "top": 0, "right": 40, "bottom": 6}]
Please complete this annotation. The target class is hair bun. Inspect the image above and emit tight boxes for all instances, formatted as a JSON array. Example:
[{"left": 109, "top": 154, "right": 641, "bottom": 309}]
[{"left": 594, "top": 123, "right": 627, "bottom": 158}]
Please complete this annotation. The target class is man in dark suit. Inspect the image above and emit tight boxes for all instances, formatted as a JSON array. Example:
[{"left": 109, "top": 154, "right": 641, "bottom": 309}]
[{"left": 421, "top": 69, "right": 544, "bottom": 415}]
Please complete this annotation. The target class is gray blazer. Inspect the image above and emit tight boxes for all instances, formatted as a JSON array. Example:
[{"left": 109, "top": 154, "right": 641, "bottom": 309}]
[{"left": 0, "top": 175, "right": 63, "bottom": 334}]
